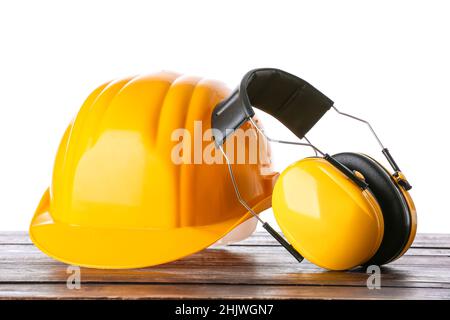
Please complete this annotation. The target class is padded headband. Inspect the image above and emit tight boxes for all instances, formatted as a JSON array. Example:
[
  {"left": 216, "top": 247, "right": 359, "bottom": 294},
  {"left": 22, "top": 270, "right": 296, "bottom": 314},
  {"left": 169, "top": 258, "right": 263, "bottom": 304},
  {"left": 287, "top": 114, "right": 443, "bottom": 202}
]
[{"left": 212, "top": 68, "right": 334, "bottom": 146}]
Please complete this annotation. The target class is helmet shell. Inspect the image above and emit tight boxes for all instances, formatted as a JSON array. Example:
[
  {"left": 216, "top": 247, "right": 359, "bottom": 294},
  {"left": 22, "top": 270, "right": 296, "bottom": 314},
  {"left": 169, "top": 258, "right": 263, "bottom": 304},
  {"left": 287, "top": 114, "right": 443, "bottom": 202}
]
[{"left": 30, "top": 72, "right": 276, "bottom": 268}]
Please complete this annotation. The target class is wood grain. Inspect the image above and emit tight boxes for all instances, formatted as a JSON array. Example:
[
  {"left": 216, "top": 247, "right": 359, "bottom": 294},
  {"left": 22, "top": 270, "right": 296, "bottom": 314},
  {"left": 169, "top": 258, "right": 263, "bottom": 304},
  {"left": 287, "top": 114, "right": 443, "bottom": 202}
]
[
  {"left": 1, "top": 284, "right": 449, "bottom": 300},
  {"left": 0, "top": 232, "right": 449, "bottom": 300}
]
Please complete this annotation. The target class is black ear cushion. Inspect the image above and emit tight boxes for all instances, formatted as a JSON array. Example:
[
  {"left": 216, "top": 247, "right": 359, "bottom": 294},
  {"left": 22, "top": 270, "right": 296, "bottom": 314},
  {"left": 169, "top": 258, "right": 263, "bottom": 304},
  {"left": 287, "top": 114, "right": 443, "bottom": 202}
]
[{"left": 333, "top": 152, "right": 411, "bottom": 266}]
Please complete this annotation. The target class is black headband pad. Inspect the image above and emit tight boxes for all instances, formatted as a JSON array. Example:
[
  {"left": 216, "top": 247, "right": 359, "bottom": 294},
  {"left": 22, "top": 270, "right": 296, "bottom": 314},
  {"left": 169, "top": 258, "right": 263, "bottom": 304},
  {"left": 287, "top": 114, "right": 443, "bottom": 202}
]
[
  {"left": 212, "top": 68, "right": 334, "bottom": 146},
  {"left": 246, "top": 68, "right": 333, "bottom": 138}
]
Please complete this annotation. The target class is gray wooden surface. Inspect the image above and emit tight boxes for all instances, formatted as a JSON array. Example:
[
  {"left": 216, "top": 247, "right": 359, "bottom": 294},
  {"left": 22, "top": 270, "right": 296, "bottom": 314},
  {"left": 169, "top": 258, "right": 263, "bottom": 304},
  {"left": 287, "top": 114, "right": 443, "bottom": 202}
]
[{"left": 0, "top": 232, "right": 449, "bottom": 300}]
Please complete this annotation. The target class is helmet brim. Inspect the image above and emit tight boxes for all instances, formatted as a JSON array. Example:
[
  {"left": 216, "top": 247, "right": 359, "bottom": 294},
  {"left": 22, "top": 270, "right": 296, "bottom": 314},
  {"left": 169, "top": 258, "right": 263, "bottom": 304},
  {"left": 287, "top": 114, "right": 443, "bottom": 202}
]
[{"left": 30, "top": 189, "right": 271, "bottom": 269}]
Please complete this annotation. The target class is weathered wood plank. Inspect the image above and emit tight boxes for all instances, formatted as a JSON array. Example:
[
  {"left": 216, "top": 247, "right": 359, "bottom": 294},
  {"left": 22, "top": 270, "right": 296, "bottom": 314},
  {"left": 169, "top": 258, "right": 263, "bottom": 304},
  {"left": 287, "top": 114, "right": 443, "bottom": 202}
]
[
  {"left": 232, "top": 232, "right": 450, "bottom": 249},
  {"left": 2, "top": 244, "right": 449, "bottom": 261},
  {"left": 2, "top": 232, "right": 449, "bottom": 248},
  {"left": 1, "top": 232, "right": 449, "bottom": 299},
  {"left": 0, "top": 232, "right": 31, "bottom": 244},
  {"left": 2, "top": 244, "right": 449, "bottom": 266},
  {"left": 0, "top": 283, "right": 449, "bottom": 300},
  {"left": 0, "top": 245, "right": 449, "bottom": 289}
]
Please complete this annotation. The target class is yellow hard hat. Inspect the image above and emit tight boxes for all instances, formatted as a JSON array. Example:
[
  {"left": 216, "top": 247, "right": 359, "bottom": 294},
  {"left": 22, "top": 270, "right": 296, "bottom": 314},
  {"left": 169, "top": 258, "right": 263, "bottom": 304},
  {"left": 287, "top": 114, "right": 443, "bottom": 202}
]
[{"left": 30, "top": 71, "right": 276, "bottom": 269}]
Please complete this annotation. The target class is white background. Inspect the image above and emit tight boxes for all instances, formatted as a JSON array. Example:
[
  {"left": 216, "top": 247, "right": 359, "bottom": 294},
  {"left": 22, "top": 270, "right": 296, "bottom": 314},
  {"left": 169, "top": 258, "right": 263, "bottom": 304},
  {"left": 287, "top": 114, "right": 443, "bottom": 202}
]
[{"left": 0, "top": 0, "right": 449, "bottom": 233}]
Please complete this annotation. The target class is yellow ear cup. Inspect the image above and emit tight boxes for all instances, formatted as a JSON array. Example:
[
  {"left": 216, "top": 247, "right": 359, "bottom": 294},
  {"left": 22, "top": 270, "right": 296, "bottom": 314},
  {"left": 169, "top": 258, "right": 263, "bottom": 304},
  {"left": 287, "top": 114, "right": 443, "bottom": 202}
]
[{"left": 272, "top": 158, "right": 384, "bottom": 270}]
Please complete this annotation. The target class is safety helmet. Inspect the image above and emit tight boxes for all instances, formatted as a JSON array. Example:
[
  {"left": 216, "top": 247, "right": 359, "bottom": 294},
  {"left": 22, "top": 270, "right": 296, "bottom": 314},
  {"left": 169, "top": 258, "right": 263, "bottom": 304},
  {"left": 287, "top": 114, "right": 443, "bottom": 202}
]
[{"left": 30, "top": 71, "right": 277, "bottom": 269}]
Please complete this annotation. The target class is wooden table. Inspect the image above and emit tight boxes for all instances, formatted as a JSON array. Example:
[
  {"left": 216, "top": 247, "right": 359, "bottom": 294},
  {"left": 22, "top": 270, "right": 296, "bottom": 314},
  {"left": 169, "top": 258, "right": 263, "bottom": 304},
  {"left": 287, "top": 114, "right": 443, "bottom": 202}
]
[{"left": 0, "top": 232, "right": 449, "bottom": 300}]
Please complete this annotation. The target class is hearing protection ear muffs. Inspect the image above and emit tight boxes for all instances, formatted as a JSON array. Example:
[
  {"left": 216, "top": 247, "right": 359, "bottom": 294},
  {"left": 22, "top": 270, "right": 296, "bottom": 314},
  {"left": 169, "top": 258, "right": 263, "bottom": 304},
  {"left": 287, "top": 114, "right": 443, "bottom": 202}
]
[
  {"left": 333, "top": 152, "right": 416, "bottom": 266},
  {"left": 212, "top": 68, "right": 417, "bottom": 270}
]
